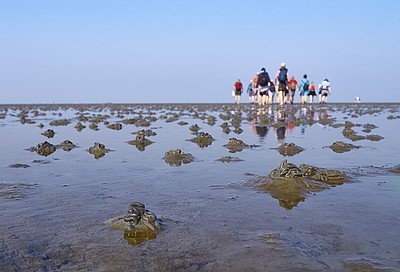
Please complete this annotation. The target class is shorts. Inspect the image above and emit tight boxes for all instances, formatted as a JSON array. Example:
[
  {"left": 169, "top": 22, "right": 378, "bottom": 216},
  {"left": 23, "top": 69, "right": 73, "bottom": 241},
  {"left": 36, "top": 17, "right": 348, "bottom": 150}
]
[
  {"left": 288, "top": 89, "right": 295, "bottom": 97},
  {"left": 235, "top": 90, "right": 242, "bottom": 96},
  {"left": 321, "top": 90, "right": 329, "bottom": 96},
  {"left": 278, "top": 82, "right": 287, "bottom": 92},
  {"left": 259, "top": 86, "right": 268, "bottom": 95},
  {"left": 308, "top": 91, "right": 316, "bottom": 96}
]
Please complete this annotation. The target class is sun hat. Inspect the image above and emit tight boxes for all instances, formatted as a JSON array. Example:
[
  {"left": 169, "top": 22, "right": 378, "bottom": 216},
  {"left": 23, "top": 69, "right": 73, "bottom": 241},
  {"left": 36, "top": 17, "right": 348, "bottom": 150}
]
[{"left": 281, "top": 63, "right": 286, "bottom": 67}]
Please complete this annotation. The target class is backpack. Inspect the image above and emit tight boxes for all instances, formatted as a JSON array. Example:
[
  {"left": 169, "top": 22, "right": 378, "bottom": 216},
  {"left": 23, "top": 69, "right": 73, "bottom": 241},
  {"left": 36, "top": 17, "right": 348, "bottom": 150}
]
[
  {"left": 247, "top": 83, "right": 253, "bottom": 92},
  {"left": 321, "top": 81, "right": 330, "bottom": 90},
  {"left": 278, "top": 68, "right": 288, "bottom": 82},
  {"left": 269, "top": 83, "right": 275, "bottom": 92},
  {"left": 235, "top": 82, "right": 242, "bottom": 91},
  {"left": 258, "top": 72, "right": 270, "bottom": 87},
  {"left": 303, "top": 80, "right": 309, "bottom": 91}
]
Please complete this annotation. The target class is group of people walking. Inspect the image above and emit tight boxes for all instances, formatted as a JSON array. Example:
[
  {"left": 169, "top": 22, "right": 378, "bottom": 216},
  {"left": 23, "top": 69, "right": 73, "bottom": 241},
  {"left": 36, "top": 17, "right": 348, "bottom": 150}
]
[{"left": 233, "top": 63, "right": 331, "bottom": 105}]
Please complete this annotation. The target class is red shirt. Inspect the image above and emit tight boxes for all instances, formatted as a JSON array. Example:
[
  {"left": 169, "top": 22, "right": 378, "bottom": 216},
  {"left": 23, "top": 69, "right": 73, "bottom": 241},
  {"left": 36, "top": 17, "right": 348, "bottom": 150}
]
[
  {"left": 235, "top": 81, "right": 243, "bottom": 91},
  {"left": 288, "top": 79, "right": 297, "bottom": 90}
]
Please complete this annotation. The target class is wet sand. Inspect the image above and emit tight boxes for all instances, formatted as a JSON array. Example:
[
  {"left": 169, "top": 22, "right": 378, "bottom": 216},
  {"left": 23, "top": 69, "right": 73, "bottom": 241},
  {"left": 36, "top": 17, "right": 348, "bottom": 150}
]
[{"left": 0, "top": 103, "right": 399, "bottom": 271}]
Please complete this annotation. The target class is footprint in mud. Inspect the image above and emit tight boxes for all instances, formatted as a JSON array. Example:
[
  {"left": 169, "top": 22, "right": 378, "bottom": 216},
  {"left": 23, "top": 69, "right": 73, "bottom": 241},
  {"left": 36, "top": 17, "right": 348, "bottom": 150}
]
[{"left": 0, "top": 183, "right": 37, "bottom": 199}]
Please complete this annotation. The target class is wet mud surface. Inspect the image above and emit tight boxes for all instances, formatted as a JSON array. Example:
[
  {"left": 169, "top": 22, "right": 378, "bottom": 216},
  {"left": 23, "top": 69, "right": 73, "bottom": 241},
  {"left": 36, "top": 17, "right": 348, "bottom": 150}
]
[{"left": 0, "top": 103, "right": 400, "bottom": 271}]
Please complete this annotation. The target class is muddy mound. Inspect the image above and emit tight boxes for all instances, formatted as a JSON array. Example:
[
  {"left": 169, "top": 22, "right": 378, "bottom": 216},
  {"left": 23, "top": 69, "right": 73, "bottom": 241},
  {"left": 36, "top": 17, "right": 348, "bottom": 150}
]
[
  {"left": 188, "top": 132, "right": 214, "bottom": 148},
  {"left": 55, "top": 140, "right": 77, "bottom": 151},
  {"left": 215, "top": 156, "right": 243, "bottom": 163},
  {"left": 106, "top": 202, "right": 161, "bottom": 246},
  {"left": 278, "top": 143, "right": 304, "bottom": 156},
  {"left": 223, "top": 138, "right": 256, "bottom": 153},
  {"left": 127, "top": 132, "right": 153, "bottom": 151},
  {"left": 29, "top": 141, "right": 56, "bottom": 156},
  {"left": 41, "top": 129, "right": 55, "bottom": 138},
  {"left": 329, "top": 141, "right": 359, "bottom": 153},
  {"left": 256, "top": 160, "right": 347, "bottom": 210},
  {"left": 163, "top": 149, "right": 194, "bottom": 166},
  {"left": 87, "top": 142, "right": 110, "bottom": 159}
]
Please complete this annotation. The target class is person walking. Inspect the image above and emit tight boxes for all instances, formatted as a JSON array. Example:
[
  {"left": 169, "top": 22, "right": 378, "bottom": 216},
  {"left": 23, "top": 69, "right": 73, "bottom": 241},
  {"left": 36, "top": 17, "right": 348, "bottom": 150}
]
[
  {"left": 288, "top": 76, "right": 298, "bottom": 104},
  {"left": 299, "top": 74, "right": 310, "bottom": 104},
  {"left": 319, "top": 78, "right": 331, "bottom": 104},
  {"left": 233, "top": 79, "right": 243, "bottom": 105},
  {"left": 256, "top": 68, "right": 271, "bottom": 106},
  {"left": 267, "top": 81, "right": 276, "bottom": 104},
  {"left": 274, "top": 63, "right": 290, "bottom": 105},
  {"left": 308, "top": 81, "right": 317, "bottom": 103},
  {"left": 252, "top": 73, "right": 259, "bottom": 103},
  {"left": 246, "top": 80, "right": 255, "bottom": 104}
]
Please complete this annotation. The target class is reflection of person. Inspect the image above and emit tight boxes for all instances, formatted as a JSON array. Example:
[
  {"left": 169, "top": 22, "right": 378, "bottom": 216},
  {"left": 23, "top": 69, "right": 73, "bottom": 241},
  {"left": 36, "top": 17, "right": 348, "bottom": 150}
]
[
  {"left": 274, "top": 107, "right": 287, "bottom": 143},
  {"left": 318, "top": 105, "right": 328, "bottom": 122},
  {"left": 233, "top": 79, "right": 243, "bottom": 105},
  {"left": 255, "top": 125, "right": 268, "bottom": 137},
  {"left": 307, "top": 106, "right": 315, "bottom": 126},
  {"left": 251, "top": 108, "right": 270, "bottom": 140},
  {"left": 298, "top": 105, "right": 308, "bottom": 134},
  {"left": 276, "top": 125, "right": 286, "bottom": 142}
]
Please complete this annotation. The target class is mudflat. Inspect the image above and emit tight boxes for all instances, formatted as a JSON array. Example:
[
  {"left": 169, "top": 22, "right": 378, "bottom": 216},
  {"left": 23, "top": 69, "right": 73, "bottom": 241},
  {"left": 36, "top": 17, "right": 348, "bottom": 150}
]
[{"left": 1, "top": 103, "right": 399, "bottom": 271}]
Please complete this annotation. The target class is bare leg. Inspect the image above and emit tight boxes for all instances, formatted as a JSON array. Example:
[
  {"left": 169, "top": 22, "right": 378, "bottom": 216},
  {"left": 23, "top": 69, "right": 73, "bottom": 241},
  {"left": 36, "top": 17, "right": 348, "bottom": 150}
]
[
  {"left": 278, "top": 91, "right": 284, "bottom": 105},
  {"left": 235, "top": 95, "right": 241, "bottom": 104},
  {"left": 262, "top": 95, "right": 267, "bottom": 105}
]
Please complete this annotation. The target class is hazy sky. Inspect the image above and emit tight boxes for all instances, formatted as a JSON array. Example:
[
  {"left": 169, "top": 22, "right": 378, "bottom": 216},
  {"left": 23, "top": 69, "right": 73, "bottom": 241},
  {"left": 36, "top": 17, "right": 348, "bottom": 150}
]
[{"left": 1, "top": 0, "right": 400, "bottom": 104}]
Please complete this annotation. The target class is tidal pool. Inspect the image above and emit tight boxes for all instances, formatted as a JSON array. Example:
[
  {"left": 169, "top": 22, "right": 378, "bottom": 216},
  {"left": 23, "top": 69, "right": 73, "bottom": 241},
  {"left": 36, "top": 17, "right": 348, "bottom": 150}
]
[{"left": 0, "top": 103, "right": 399, "bottom": 271}]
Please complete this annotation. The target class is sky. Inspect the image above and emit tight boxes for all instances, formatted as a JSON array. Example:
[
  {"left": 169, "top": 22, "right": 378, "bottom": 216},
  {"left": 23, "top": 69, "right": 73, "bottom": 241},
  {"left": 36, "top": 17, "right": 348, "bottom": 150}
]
[{"left": 1, "top": 0, "right": 400, "bottom": 104}]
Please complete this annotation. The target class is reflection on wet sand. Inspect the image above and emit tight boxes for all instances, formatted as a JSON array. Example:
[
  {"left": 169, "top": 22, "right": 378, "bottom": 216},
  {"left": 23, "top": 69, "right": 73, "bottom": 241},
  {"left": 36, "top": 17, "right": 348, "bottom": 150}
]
[
  {"left": 0, "top": 103, "right": 399, "bottom": 271},
  {"left": 251, "top": 104, "right": 322, "bottom": 143}
]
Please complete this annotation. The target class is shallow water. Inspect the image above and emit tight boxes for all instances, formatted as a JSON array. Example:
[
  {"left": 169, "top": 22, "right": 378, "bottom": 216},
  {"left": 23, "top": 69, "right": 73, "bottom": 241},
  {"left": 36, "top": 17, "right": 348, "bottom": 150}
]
[{"left": 0, "top": 103, "right": 399, "bottom": 271}]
